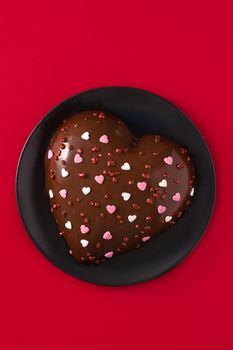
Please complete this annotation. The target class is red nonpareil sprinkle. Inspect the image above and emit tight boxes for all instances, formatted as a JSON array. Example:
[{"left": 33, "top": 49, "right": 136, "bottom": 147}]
[
  {"left": 76, "top": 197, "right": 81, "bottom": 203},
  {"left": 80, "top": 212, "right": 86, "bottom": 217},
  {"left": 135, "top": 224, "right": 140, "bottom": 229},
  {"left": 134, "top": 234, "right": 139, "bottom": 239},
  {"left": 91, "top": 157, "right": 99, "bottom": 164},
  {"left": 107, "top": 160, "right": 116, "bottom": 167},
  {"left": 107, "top": 152, "right": 113, "bottom": 157},
  {"left": 132, "top": 203, "right": 141, "bottom": 210},
  {"left": 112, "top": 177, "right": 118, "bottom": 183},
  {"left": 144, "top": 225, "right": 151, "bottom": 231},
  {"left": 138, "top": 151, "right": 143, "bottom": 156},
  {"left": 61, "top": 160, "right": 66, "bottom": 166},
  {"left": 96, "top": 243, "right": 101, "bottom": 249},
  {"left": 146, "top": 216, "right": 152, "bottom": 221},
  {"left": 104, "top": 194, "right": 110, "bottom": 200},
  {"left": 108, "top": 171, "right": 115, "bottom": 177},
  {"left": 173, "top": 179, "right": 180, "bottom": 184},
  {"left": 100, "top": 213, "right": 105, "bottom": 218},
  {"left": 98, "top": 153, "right": 103, "bottom": 158},
  {"left": 119, "top": 219, "right": 124, "bottom": 224},
  {"left": 115, "top": 148, "right": 122, "bottom": 154},
  {"left": 142, "top": 173, "right": 150, "bottom": 179},
  {"left": 153, "top": 152, "right": 159, "bottom": 156},
  {"left": 84, "top": 218, "right": 89, "bottom": 224},
  {"left": 78, "top": 172, "right": 88, "bottom": 178},
  {"left": 77, "top": 148, "right": 83, "bottom": 154},
  {"left": 61, "top": 210, "right": 66, "bottom": 217},
  {"left": 94, "top": 201, "right": 100, "bottom": 208},
  {"left": 154, "top": 135, "right": 161, "bottom": 143},
  {"left": 99, "top": 112, "right": 105, "bottom": 119},
  {"left": 123, "top": 237, "right": 129, "bottom": 242},
  {"left": 92, "top": 146, "right": 99, "bottom": 152},
  {"left": 146, "top": 198, "right": 153, "bottom": 204},
  {"left": 128, "top": 180, "right": 134, "bottom": 185},
  {"left": 60, "top": 143, "right": 65, "bottom": 149},
  {"left": 121, "top": 242, "right": 127, "bottom": 247},
  {"left": 68, "top": 201, "right": 73, "bottom": 206}
]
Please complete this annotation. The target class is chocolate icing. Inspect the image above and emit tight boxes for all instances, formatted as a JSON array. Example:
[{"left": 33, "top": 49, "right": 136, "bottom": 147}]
[{"left": 45, "top": 111, "right": 195, "bottom": 264}]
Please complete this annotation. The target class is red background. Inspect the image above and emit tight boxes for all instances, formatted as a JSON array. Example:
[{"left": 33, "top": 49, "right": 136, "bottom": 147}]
[{"left": 0, "top": 1, "right": 232, "bottom": 349}]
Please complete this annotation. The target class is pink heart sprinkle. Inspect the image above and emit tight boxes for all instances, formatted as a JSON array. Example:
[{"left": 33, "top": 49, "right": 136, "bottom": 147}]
[
  {"left": 106, "top": 205, "right": 116, "bottom": 214},
  {"left": 104, "top": 251, "right": 113, "bottom": 258},
  {"left": 48, "top": 149, "right": 53, "bottom": 159},
  {"left": 172, "top": 192, "right": 181, "bottom": 201},
  {"left": 137, "top": 182, "right": 147, "bottom": 191},
  {"left": 142, "top": 236, "right": 151, "bottom": 242},
  {"left": 158, "top": 205, "right": 166, "bottom": 214},
  {"left": 59, "top": 189, "right": 67, "bottom": 198},
  {"left": 95, "top": 175, "right": 104, "bottom": 184},
  {"left": 164, "top": 156, "right": 173, "bottom": 165},
  {"left": 74, "top": 153, "right": 83, "bottom": 163},
  {"left": 99, "top": 134, "right": 109, "bottom": 144},
  {"left": 103, "top": 231, "right": 112, "bottom": 240},
  {"left": 80, "top": 225, "right": 89, "bottom": 234}
]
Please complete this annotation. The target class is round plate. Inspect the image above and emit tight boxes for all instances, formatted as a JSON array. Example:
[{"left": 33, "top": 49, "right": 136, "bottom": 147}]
[{"left": 16, "top": 87, "right": 215, "bottom": 286}]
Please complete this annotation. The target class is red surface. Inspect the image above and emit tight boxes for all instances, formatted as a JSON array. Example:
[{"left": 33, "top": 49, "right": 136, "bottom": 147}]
[{"left": 0, "top": 1, "right": 232, "bottom": 349}]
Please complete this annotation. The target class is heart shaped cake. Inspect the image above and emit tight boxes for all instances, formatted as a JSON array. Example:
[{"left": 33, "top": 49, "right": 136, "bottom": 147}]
[{"left": 45, "top": 111, "right": 195, "bottom": 264}]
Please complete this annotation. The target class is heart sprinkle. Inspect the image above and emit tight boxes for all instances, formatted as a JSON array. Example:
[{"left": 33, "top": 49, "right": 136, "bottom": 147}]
[
  {"left": 159, "top": 179, "right": 167, "bottom": 187},
  {"left": 106, "top": 205, "right": 116, "bottom": 214},
  {"left": 172, "top": 192, "right": 181, "bottom": 201},
  {"left": 164, "top": 156, "right": 173, "bottom": 165},
  {"left": 65, "top": 221, "right": 72, "bottom": 229},
  {"left": 157, "top": 205, "right": 166, "bottom": 214},
  {"left": 128, "top": 215, "right": 137, "bottom": 222},
  {"left": 165, "top": 216, "right": 172, "bottom": 222},
  {"left": 137, "top": 182, "right": 147, "bottom": 191},
  {"left": 61, "top": 168, "right": 69, "bottom": 177},
  {"left": 142, "top": 236, "right": 150, "bottom": 242},
  {"left": 190, "top": 188, "right": 194, "bottom": 196},
  {"left": 82, "top": 187, "right": 91, "bottom": 195},
  {"left": 104, "top": 251, "right": 113, "bottom": 258},
  {"left": 121, "top": 192, "right": 131, "bottom": 201},
  {"left": 95, "top": 175, "right": 104, "bottom": 184},
  {"left": 59, "top": 189, "right": 67, "bottom": 198},
  {"left": 80, "top": 239, "right": 89, "bottom": 247},
  {"left": 80, "top": 225, "right": 89, "bottom": 234},
  {"left": 99, "top": 134, "right": 109, "bottom": 144},
  {"left": 121, "top": 162, "right": 131, "bottom": 170},
  {"left": 81, "top": 131, "right": 90, "bottom": 140},
  {"left": 74, "top": 154, "right": 83, "bottom": 163},
  {"left": 48, "top": 149, "right": 53, "bottom": 159},
  {"left": 48, "top": 189, "right": 54, "bottom": 198},
  {"left": 103, "top": 231, "right": 112, "bottom": 240}
]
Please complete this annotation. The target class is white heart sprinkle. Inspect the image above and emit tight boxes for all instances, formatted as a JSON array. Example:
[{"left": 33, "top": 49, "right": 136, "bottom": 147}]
[
  {"left": 81, "top": 131, "right": 90, "bottom": 140},
  {"left": 128, "top": 215, "right": 137, "bottom": 223},
  {"left": 82, "top": 186, "right": 91, "bottom": 195},
  {"left": 121, "top": 192, "right": 131, "bottom": 201},
  {"left": 121, "top": 162, "right": 131, "bottom": 171},
  {"left": 48, "top": 189, "right": 54, "bottom": 198},
  {"left": 165, "top": 216, "right": 172, "bottom": 223},
  {"left": 65, "top": 221, "right": 72, "bottom": 229},
  {"left": 80, "top": 239, "right": 89, "bottom": 247},
  {"left": 190, "top": 188, "right": 194, "bottom": 196},
  {"left": 159, "top": 179, "right": 167, "bottom": 187},
  {"left": 61, "top": 168, "right": 69, "bottom": 177},
  {"left": 48, "top": 149, "right": 53, "bottom": 159}
]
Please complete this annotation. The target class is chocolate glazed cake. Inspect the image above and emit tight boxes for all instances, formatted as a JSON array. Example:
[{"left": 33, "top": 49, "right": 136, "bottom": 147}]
[{"left": 45, "top": 111, "right": 195, "bottom": 264}]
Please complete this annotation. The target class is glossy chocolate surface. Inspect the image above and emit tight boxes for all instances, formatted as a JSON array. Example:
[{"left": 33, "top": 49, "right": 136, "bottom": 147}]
[{"left": 45, "top": 110, "right": 195, "bottom": 263}]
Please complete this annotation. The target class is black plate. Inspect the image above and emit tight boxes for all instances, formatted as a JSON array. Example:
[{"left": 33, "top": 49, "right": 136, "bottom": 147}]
[{"left": 16, "top": 87, "right": 215, "bottom": 286}]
